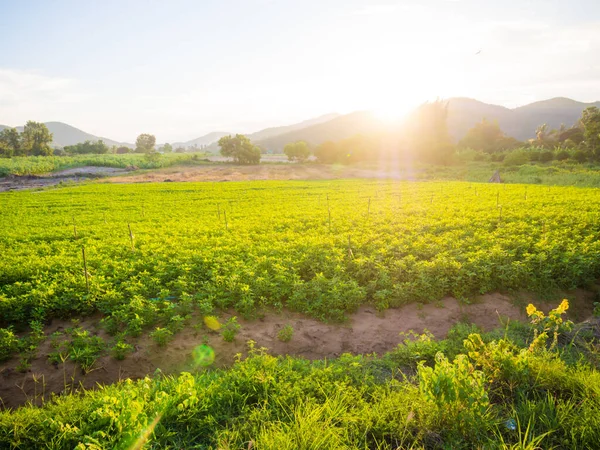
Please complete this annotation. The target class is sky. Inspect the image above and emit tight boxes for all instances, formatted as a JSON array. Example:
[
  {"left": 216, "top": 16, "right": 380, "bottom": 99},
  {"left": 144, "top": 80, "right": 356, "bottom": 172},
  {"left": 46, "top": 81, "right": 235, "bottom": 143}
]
[{"left": 1, "top": 0, "right": 599, "bottom": 143}]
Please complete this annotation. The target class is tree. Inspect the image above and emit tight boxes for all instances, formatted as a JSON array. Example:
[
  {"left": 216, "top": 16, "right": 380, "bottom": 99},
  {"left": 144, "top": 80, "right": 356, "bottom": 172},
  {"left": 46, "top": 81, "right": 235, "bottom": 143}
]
[
  {"left": 284, "top": 141, "right": 310, "bottom": 162},
  {"left": 116, "top": 146, "right": 131, "bottom": 154},
  {"left": 22, "top": 121, "right": 53, "bottom": 156},
  {"left": 135, "top": 134, "right": 156, "bottom": 153},
  {"left": 314, "top": 141, "right": 340, "bottom": 164},
  {"left": 534, "top": 123, "right": 557, "bottom": 149},
  {"left": 0, "top": 128, "right": 21, "bottom": 157},
  {"left": 581, "top": 107, "right": 600, "bottom": 159},
  {"left": 458, "top": 119, "right": 521, "bottom": 153},
  {"left": 405, "top": 100, "right": 454, "bottom": 164},
  {"left": 218, "top": 134, "right": 261, "bottom": 164},
  {"left": 162, "top": 143, "right": 173, "bottom": 153},
  {"left": 175, "top": 147, "right": 186, "bottom": 153},
  {"left": 64, "top": 140, "right": 109, "bottom": 155}
]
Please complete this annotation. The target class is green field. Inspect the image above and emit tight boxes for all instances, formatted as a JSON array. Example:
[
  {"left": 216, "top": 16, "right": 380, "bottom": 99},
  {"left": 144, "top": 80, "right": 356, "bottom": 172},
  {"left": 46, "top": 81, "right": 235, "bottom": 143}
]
[
  {"left": 0, "top": 153, "right": 206, "bottom": 177},
  {"left": 2, "top": 180, "right": 600, "bottom": 330},
  {"left": 2, "top": 179, "right": 600, "bottom": 448}
]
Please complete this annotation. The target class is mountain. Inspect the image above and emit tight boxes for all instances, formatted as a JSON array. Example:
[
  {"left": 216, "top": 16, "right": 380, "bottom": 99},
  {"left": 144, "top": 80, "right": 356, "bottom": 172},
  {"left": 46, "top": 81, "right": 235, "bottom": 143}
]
[
  {"left": 171, "top": 131, "right": 231, "bottom": 149},
  {"left": 253, "top": 112, "right": 383, "bottom": 152},
  {"left": 247, "top": 113, "right": 340, "bottom": 142},
  {"left": 0, "top": 122, "right": 132, "bottom": 148},
  {"left": 447, "top": 97, "right": 600, "bottom": 141}
]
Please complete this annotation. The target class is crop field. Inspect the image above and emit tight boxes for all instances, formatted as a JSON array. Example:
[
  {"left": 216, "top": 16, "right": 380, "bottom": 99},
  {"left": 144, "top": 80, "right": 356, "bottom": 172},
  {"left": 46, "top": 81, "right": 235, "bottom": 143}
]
[
  {"left": 2, "top": 179, "right": 600, "bottom": 448},
  {"left": 2, "top": 180, "right": 600, "bottom": 330}
]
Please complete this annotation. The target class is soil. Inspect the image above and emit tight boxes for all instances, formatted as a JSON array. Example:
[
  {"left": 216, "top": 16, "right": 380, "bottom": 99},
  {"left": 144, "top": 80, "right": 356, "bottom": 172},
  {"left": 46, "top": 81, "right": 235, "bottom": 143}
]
[
  {"left": 0, "top": 166, "right": 129, "bottom": 192},
  {"left": 1, "top": 290, "right": 595, "bottom": 410},
  {"left": 103, "top": 163, "right": 408, "bottom": 183}
]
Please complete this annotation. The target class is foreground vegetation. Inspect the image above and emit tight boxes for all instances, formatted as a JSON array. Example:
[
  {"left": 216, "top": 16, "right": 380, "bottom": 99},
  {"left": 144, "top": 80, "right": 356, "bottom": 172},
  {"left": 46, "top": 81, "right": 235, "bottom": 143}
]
[
  {"left": 1, "top": 302, "right": 599, "bottom": 449},
  {"left": 0, "top": 153, "right": 209, "bottom": 177},
  {"left": 2, "top": 179, "right": 600, "bottom": 364}
]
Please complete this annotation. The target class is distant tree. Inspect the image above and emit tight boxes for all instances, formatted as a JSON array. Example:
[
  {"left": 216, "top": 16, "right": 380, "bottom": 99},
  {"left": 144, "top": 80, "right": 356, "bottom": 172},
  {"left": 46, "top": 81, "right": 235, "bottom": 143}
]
[
  {"left": 314, "top": 141, "right": 340, "bottom": 164},
  {"left": 459, "top": 119, "right": 521, "bottom": 153},
  {"left": 116, "top": 146, "right": 131, "bottom": 154},
  {"left": 162, "top": 143, "right": 173, "bottom": 153},
  {"left": 534, "top": 123, "right": 557, "bottom": 149},
  {"left": 555, "top": 149, "right": 570, "bottom": 161},
  {"left": 0, "top": 127, "right": 21, "bottom": 157},
  {"left": 539, "top": 150, "right": 554, "bottom": 162},
  {"left": 64, "top": 140, "right": 109, "bottom": 155},
  {"left": 558, "top": 126, "right": 584, "bottom": 146},
  {"left": 405, "top": 100, "right": 454, "bottom": 164},
  {"left": 284, "top": 141, "right": 311, "bottom": 162},
  {"left": 581, "top": 107, "right": 600, "bottom": 159},
  {"left": 135, "top": 134, "right": 156, "bottom": 153},
  {"left": 53, "top": 148, "right": 66, "bottom": 156},
  {"left": 22, "top": 121, "right": 53, "bottom": 156},
  {"left": 174, "top": 147, "right": 186, "bottom": 153},
  {"left": 218, "top": 134, "right": 261, "bottom": 164}
]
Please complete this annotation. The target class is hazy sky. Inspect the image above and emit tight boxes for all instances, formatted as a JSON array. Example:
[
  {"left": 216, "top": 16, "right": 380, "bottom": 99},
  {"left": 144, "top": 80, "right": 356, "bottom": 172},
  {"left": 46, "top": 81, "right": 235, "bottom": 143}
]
[{"left": 1, "top": 0, "right": 599, "bottom": 142}]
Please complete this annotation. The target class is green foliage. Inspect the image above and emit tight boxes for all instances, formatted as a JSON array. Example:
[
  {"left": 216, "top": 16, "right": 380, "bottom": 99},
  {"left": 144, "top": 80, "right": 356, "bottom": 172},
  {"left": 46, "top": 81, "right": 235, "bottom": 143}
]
[
  {"left": 222, "top": 316, "right": 241, "bottom": 342},
  {"left": 582, "top": 106, "right": 600, "bottom": 158},
  {"left": 21, "top": 121, "right": 53, "bottom": 156},
  {"left": 419, "top": 353, "right": 490, "bottom": 433},
  {"left": 0, "top": 327, "right": 19, "bottom": 361},
  {"left": 110, "top": 339, "right": 134, "bottom": 360},
  {"left": 64, "top": 140, "right": 109, "bottom": 155},
  {"left": 66, "top": 327, "right": 105, "bottom": 372},
  {"left": 283, "top": 141, "right": 310, "bottom": 162},
  {"left": 459, "top": 118, "right": 522, "bottom": 153},
  {"left": 277, "top": 324, "right": 294, "bottom": 342},
  {"left": 150, "top": 327, "right": 173, "bottom": 346},
  {"left": 218, "top": 134, "right": 261, "bottom": 164},
  {"left": 135, "top": 133, "right": 156, "bottom": 153}
]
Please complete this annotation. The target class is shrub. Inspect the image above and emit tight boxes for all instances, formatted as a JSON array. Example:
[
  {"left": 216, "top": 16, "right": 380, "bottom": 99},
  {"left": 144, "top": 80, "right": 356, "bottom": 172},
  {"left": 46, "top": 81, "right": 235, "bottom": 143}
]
[
  {"left": 150, "top": 327, "right": 173, "bottom": 346},
  {"left": 0, "top": 328, "right": 19, "bottom": 361},
  {"left": 277, "top": 324, "right": 294, "bottom": 342},
  {"left": 111, "top": 340, "right": 134, "bottom": 360},
  {"left": 222, "top": 317, "right": 241, "bottom": 342}
]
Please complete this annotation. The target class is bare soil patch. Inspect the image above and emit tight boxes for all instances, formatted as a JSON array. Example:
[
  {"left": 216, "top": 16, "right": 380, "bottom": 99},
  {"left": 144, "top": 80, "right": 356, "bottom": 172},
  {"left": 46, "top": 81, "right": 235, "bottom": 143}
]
[
  {"left": 0, "top": 166, "right": 129, "bottom": 192},
  {"left": 3, "top": 291, "right": 592, "bottom": 409},
  {"left": 103, "top": 163, "right": 405, "bottom": 183}
]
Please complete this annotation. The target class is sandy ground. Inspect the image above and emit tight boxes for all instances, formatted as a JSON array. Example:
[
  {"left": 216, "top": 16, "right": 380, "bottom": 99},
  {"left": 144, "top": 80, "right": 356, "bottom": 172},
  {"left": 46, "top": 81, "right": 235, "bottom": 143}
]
[
  {"left": 104, "top": 163, "right": 405, "bottom": 183},
  {"left": 1, "top": 290, "right": 594, "bottom": 409},
  {"left": 0, "top": 166, "right": 129, "bottom": 192}
]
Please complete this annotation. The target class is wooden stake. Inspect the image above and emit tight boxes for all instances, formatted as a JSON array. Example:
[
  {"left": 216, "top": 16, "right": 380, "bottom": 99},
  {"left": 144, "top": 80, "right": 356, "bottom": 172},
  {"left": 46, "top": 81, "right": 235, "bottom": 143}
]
[
  {"left": 347, "top": 235, "right": 354, "bottom": 259},
  {"left": 82, "top": 245, "right": 90, "bottom": 293},
  {"left": 128, "top": 223, "right": 135, "bottom": 251},
  {"left": 218, "top": 204, "right": 221, "bottom": 220},
  {"left": 73, "top": 217, "right": 77, "bottom": 239}
]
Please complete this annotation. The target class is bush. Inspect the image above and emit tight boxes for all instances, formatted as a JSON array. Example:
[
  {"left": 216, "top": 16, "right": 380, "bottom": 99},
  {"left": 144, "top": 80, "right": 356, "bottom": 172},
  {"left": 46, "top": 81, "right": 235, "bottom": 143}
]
[
  {"left": 555, "top": 150, "right": 570, "bottom": 161},
  {"left": 503, "top": 151, "right": 529, "bottom": 166},
  {"left": 150, "top": 327, "right": 173, "bottom": 346},
  {"left": 539, "top": 150, "right": 554, "bottom": 162},
  {"left": 0, "top": 328, "right": 19, "bottom": 361},
  {"left": 222, "top": 317, "right": 241, "bottom": 342},
  {"left": 277, "top": 324, "right": 294, "bottom": 342},
  {"left": 110, "top": 340, "right": 134, "bottom": 360}
]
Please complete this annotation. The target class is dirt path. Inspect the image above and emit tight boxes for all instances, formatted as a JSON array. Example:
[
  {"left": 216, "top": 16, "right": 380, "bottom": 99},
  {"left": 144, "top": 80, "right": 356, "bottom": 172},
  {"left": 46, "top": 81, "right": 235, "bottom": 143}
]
[
  {"left": 3, "top": 291, "right": 593, "bottom": 410},
  {"left": 0, "top": 166, "right": 129, "bottom": 192},
  {"left": 103, "top": 163, "right": 407, "bottom": 183}
]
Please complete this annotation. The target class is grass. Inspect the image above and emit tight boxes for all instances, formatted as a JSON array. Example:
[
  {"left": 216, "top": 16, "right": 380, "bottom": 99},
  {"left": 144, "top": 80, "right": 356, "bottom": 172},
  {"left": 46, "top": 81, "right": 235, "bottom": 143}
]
[{"left": 1, "top": 306, "right": 599, "bottom": 449}]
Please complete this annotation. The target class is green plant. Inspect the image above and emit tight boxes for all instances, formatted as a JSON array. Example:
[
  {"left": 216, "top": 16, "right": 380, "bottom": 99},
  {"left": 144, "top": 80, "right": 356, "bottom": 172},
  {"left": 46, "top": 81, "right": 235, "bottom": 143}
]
[
  {"left": 110, "top": 340, "right": 134, "bottom": 360},
  {"left": 0, "top": 327, "right": 19, "bottom": 361},
  {"left": 222, "top": 317, "right": 241, "bottom": 342},
  {"left": 277, "top": 324, "right": 294, "bottom": 342},
  {"left": 150, "top": 327, "right": 173, "bottom": 346}
]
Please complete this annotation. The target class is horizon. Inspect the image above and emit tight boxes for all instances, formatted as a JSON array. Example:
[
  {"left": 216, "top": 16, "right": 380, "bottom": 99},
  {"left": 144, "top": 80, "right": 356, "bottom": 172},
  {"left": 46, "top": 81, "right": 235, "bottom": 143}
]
[{"left": 1, "top": 0, "right": 599, "bottom": 142}]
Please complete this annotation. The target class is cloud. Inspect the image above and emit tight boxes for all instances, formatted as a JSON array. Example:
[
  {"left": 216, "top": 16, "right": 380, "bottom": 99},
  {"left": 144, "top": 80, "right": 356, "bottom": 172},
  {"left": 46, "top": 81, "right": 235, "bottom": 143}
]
[{"left": 0, "top": 69, "right": 90, "bottom": 125}]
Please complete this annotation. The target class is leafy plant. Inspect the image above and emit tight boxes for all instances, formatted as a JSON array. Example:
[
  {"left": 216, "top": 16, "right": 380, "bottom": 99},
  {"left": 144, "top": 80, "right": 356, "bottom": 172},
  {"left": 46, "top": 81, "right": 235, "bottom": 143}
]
[
  {"left": 277, "top": 324, "right": 294, "bottom": 342},
  {"left": 150, "top": 327, "right": 173, "bottom": 346},
  {"left": 222, "top": 317, "right": 241, "bottom": 342}
]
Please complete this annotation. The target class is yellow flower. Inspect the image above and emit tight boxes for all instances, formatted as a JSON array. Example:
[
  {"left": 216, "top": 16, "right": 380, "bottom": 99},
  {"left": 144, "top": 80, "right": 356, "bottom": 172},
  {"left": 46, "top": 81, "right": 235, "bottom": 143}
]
[
  {"left": 526, "top": 304, "right": 537, "bottom": 316},
  {"left": 558, "top": 299, "right": 569, "bottom": 312}
]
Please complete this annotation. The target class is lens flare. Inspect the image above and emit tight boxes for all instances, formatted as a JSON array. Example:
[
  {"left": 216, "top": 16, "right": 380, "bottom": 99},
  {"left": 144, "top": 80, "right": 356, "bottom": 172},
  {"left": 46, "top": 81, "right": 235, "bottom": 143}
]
[{"left": 192, "top": 344, "right": 215, "bottom": 367}]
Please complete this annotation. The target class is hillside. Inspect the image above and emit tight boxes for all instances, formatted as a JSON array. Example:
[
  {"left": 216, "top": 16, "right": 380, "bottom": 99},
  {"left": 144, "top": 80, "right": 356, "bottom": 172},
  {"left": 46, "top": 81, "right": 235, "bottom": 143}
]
[
  {"left": 0, "top": 122, "right": 132, "bottom": 148},
  {"left": 171, "top": 131, "right": 231, "bottom": 149},
  {"left": 447, "top": 97, "right": 600, "bottom": 141},
  {"left": 254, "top": 111, "right": 383, "bottom": 152}
]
